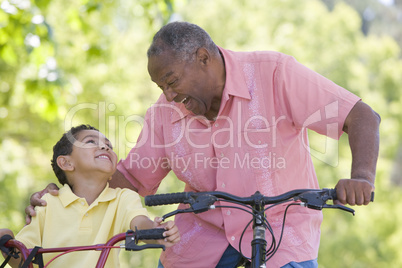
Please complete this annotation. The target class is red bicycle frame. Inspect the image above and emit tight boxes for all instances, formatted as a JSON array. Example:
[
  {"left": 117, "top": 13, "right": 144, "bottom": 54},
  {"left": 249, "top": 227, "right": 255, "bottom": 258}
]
[{"left": 3, "top": 229, "right": 165, "bottom": 268}]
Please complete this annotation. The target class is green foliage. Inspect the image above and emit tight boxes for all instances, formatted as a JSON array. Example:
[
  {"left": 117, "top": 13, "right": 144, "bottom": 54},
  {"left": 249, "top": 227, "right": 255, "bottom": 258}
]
[
  {"left": 1, "top": 0, "right": 401, "bottom": 267},
  {"left": 0, "top": 0, "right": 177, "bottom": 266}
]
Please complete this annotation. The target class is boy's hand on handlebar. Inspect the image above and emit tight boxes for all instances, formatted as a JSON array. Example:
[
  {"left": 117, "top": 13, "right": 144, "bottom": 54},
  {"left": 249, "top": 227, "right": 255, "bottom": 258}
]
[
  {"left": 154, "top": 217, "right": 180, "bottom": 247},
  {"left": 335, "top": 178, "right": 374, "bottom": 206},
  {"left": 25, "top": 183, "right": 60, "bottom": 224}
]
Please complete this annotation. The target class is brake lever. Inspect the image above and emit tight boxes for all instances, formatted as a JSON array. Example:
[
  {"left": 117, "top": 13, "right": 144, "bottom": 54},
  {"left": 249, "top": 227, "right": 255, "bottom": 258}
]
[
  {"left": 322, "top": 204, "right": 355, "bottom": 215},
  {"left": 296, "top": 191, "right": 355, "bottom": 216},
  {"left": 162, "top": 208, "right": 195, "bottom": 221},
  {"left": 125, "top": 242, "right": 165, "bottom": 251},
  {"left": 161, "top": 194, "right": 217, "bottom": 220}
]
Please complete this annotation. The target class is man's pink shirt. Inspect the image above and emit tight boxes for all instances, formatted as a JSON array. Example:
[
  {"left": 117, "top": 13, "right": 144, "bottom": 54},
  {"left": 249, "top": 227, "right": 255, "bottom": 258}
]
[{"left": 118, "top": 48, "right": 360, "bottom": 267}]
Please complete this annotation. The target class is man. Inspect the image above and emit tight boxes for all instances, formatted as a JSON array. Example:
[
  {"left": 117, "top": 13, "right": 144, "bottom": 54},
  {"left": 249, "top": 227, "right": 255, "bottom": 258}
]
[{"left": 28, "top": 21, "right": 380, "bottom": 267}]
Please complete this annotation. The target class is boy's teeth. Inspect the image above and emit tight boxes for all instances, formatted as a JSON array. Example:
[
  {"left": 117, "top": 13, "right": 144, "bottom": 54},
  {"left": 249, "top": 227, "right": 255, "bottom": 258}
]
[{"left": 181, "top": 97, "right": 187, "bottom": 103}]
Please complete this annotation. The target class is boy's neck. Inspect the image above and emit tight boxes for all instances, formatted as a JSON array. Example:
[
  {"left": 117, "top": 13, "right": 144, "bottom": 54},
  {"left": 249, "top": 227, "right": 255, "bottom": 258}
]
[{"left": 68, "top": 175, "right": 109, "bottom": 205}]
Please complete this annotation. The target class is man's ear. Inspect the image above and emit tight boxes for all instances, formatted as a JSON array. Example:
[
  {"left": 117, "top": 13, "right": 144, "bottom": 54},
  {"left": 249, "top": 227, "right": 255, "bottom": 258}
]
[
  {"left": 196, "top": 47, "right": 210, "bottom": 66},
  {"left": 56, "top": 156, "right": 74, "bottom": 171}
]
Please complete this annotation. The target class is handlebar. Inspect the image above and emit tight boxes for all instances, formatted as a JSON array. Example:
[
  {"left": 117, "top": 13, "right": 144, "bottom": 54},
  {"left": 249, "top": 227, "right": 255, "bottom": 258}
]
[
  {"left": 145, "top": 188, "right": 373, "bottom": 266},
  {"left": 144, "top": 188, "right": 374, "bottom": 219},
  {"left": 134, "top": 227, "right": 165, "bottom": 241},
  {"left": 145, "top": 189, "right": 327, "bottom": 206},
  {"left": 145, "top": 192, "right": 194, "bottom": 206}
]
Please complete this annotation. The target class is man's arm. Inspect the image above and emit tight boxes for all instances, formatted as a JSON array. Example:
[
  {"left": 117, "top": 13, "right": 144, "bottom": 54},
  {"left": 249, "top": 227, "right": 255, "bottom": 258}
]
[
  {"left": 26, "top": 183, "right": 59, "bottom": 224},
  {"left": 336, "top": 100, "right": 381, "bottom": 206},
  {"left": 109, "top": 169, "right": 138, "bottom": 191},
  {"left": 26, "top": 170, "right": 138, "bottom": 224}
]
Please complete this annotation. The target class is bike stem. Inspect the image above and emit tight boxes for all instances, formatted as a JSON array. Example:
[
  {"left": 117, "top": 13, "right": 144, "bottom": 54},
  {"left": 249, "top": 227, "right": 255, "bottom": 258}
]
[{"left": 251, "top": 193, "right": 267, "bottom": 268}]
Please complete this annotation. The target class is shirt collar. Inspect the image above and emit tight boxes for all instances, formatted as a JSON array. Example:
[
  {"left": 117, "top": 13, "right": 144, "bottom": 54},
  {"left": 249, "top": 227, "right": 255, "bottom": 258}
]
[
  {"left": 171, "top": 102, "right": 192, "bottom": 123},
  {"left": 218, "top": 47, "right": 251, "bottom": 101},
  {"left": 59, "top": 183, "right": 117, "bottom": 207}
]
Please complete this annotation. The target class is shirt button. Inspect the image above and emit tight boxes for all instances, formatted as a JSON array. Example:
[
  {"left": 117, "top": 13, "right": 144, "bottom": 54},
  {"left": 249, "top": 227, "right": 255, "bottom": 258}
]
[
  {"left": 221, "top": 183, "right": 226, "bottom": 188},
  {"left": 81, "top": 201, "right": 85, "bottom": 205},
  {"left": 231, "top": 236, "right": 235, "bottom": 241},
  {"left": 226, "top": 210, "right": 231, "bottom": 215},
  {"left": 220, "top": 152, "right": 224, "bottom": 157},
  {"left": 215, "top": 123, "right": 219, "bottom": 127},
  {"left": 85, "top": 213, "right": 89, "bottom": 217},
  {"left": 258, "top": 140, "right": 262, "bottom": 144}
]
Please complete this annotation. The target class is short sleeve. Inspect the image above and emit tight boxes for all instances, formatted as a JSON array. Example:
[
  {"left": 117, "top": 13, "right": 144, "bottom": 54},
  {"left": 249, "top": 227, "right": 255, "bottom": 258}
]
[
  {"left": 116, "top": 189, "right": 150, "bottom": 232},
  {"left": 15, "top": 194, "right": 47, "bottom": 248},
  {"left": 274, "top": 55, "right": 361, "bottom": 139}
]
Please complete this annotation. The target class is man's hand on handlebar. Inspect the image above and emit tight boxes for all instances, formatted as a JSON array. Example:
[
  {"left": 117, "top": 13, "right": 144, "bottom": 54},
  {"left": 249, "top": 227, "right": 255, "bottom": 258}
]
[
  {"left": 25, "top": 183, "right": 60, "bottom": 224},
  {"left": 335, "top": 178, "right": 374, "bottom": 206}
]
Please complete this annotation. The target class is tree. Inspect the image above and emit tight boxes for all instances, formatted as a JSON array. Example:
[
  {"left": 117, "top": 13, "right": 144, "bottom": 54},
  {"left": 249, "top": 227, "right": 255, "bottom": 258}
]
[{"left": 0, "top": 0, "right": 177, "bottom": 266}]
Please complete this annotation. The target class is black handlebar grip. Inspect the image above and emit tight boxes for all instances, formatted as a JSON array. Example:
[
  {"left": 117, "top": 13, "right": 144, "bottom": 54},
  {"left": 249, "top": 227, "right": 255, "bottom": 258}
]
[
  {"left": 0, "top": 234, "right": 13, "bottom": 253},
  {"left": 136, "top": 228, "right": 165, "bottom": 240},
  {"left": 145, "top": 192, "right": 193, "bottom": 206}
]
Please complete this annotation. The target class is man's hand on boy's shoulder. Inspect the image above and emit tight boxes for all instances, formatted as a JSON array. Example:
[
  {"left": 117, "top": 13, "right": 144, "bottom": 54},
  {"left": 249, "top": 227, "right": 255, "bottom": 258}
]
[
  {"left": 154, "top": 217, "right": 180, "bottom": 247},
  {"left": 25, "top": 183, "right": 60, "bottom": 224}
]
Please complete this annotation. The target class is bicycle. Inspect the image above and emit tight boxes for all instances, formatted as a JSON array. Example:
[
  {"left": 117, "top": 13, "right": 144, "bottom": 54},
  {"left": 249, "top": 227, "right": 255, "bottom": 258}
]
[
  {"left": 145, "top": 188, "right": 374, "bottom": 268},
  {"left": 0, "top": 227, "right": 165, "bottom": 268}
]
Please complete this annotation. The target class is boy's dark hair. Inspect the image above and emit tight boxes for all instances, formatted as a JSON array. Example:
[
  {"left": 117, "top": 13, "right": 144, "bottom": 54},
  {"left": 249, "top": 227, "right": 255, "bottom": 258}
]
[{"left": 51, "top": 124, "right": 98, "bottom": 185}]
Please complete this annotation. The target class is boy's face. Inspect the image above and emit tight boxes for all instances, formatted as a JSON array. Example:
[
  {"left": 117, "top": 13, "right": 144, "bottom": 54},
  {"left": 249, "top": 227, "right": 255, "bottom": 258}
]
[{"left": 67, "top": 129, "right": 118, "bottom": 179}]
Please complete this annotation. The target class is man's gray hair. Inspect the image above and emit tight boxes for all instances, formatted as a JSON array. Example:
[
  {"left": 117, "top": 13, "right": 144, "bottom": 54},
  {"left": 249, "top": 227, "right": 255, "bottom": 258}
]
[{"left": 147, "top": 21, "right": 219, "bottom": 62}]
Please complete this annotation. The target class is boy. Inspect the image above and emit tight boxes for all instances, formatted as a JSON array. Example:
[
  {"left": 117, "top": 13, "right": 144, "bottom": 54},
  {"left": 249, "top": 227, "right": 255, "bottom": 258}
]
[{"left": 0, "top": 124, "right": 179, "bottom": 267}]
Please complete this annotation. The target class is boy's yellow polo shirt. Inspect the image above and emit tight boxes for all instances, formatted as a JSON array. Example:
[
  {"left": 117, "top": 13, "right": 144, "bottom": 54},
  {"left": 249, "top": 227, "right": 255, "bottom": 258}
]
[{"left": 16, "top": 183, "right": 149, "bottom": 267}]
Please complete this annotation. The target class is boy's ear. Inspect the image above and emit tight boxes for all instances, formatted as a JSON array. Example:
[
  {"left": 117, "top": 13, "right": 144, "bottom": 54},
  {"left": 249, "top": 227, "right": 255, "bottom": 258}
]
[{"left": 56, "top": 155, "right": 74, "bottom": 171}]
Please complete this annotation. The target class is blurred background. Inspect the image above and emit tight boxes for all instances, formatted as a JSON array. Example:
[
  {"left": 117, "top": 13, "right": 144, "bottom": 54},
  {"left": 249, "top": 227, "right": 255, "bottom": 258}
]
[{"left": 0, "top": 0, "right": 401, "bottom": 267}]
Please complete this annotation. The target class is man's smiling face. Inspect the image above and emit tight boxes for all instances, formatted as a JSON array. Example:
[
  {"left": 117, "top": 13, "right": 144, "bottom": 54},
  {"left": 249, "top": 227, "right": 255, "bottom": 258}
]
[{"left": 147, "top": 50, "right": 217, "bottom": 117}]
